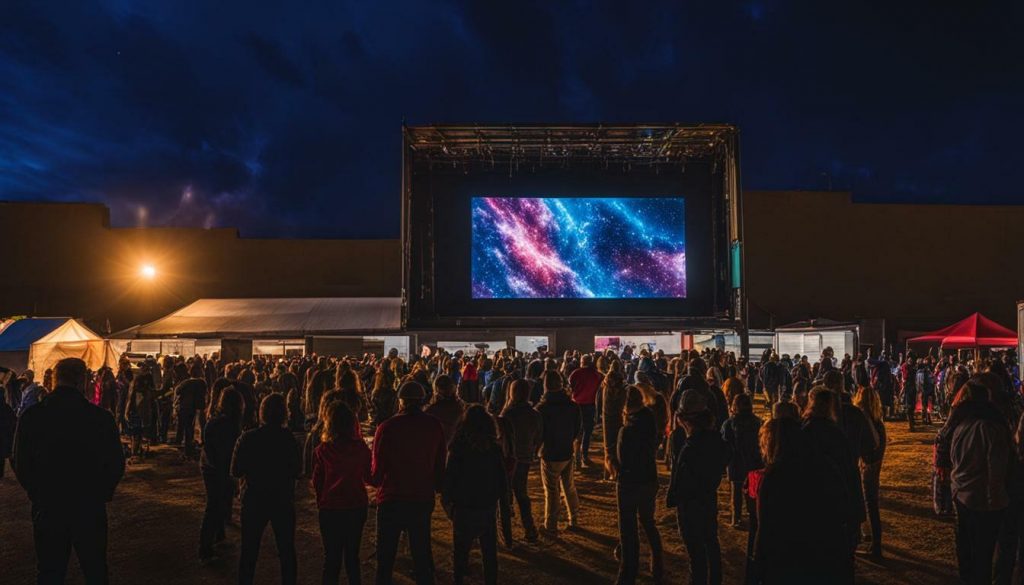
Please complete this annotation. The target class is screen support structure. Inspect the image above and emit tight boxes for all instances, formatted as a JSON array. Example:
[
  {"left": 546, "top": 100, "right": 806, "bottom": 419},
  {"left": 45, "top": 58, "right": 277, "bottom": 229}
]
[{"left": 401, "top": 123, "right": 745, "bottom": 346}]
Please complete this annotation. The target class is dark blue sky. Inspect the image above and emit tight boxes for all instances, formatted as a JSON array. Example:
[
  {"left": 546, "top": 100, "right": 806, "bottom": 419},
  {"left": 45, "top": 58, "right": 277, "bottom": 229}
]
[{"left": 2, "top": 1, "right": 1023, "bottom": 238}]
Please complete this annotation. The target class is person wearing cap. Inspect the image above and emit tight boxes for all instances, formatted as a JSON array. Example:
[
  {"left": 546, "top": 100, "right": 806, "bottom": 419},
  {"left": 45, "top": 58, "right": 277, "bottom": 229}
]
[
  {"left": 371, "top": 380, "right": 447, "bottom": 585},
  {"left": 13, "top": 357, "right": 125, "bottom": 585},
  {"left": 666, "top": 389, "right": 730, "bottom": 585}
]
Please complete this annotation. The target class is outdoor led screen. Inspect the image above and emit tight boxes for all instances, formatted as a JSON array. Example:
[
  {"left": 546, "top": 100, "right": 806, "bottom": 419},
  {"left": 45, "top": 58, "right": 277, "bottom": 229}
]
[{"left": 471, "top": 197, "right": 686, "bottom": 299}]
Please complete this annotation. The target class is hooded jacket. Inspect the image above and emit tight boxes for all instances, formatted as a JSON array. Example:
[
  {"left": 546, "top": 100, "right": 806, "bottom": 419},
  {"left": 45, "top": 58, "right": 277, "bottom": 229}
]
[
  {"left": 617, "top": 407, "right": 659, "bottom": 485},
  {"left": 951, "top": 400, "right": 1013, "bottom": 511},
  {"left": 535, "top": 391, "right": 582, "bottom": 462},
  {"left": 721, "top": 411, "right": 763, "bottom": 481},
  {"left": 667, "top": 427, "right": 730, "bottom": 509},
  {"left": 500, "top": 401, "right": 543, "bottom": 463}
]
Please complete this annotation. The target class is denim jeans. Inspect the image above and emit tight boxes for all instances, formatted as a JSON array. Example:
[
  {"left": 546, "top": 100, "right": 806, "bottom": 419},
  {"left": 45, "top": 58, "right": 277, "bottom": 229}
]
[
  {"left": 452, "top": 506, "right": 498, "bottom": 585},
  {"left": 616, "top": 481, "right": 662, "bottom": 585},
  {"left": 376, "top": 500, "right": 435, "bottom": 585},
  {"left": 318, "top": 507, "right": 367, "bottom": 585},
  {"left": 33, "top": 502, "right": 109, "bottom": 585},
  {"left": 238, "top": 501, "right": 297, "bottom": 585}
]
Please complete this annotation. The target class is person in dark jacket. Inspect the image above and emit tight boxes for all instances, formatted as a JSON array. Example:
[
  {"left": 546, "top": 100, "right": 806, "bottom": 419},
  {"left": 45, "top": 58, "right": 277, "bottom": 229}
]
[
  {"left": 535, "top": 370, "right": 583, "bottom": 535},
  {"left": 721, "top": 393, "right": 763, "bottom": 528},
  {"left": 369, "top": 370, "right": 397, "bottom": 430},
  {"left": 199, "top": 387, "right": 243, "bottom": 562},
  {"left": 802, "top": 386, "right": 863, "bottom": 557},
  {"left": 442, "top": 405, "right": 508, "bottom": 585},
  {"left": 615, "top": 387, "right": 663, "bottom": 585},
  {"left": 312, "top": 401, "right": 371, "bottom": 585},
  {"left": 854, "top": 385, "right": 886, "bottom": 559},
  {"left": 948, "top": 380, "right": 1013, "bottom": 585},
  {"left": 175, "top": 364, "right": 208, "bottom": 459},
  {"left": 903, "top": 358, "right": 919, "bottom": 431},
  {"left": 371, "top": 381, "right": 447, "bottom": 585},
  {"left": 754, "top": 417, "right": 853, "bottom": 584},
  {"left": 13, "top": 357, "right": 125, "bottom": 585},
  {"left": 425, "top": 374, "right": 465, "bottom": 446},
  {"left": 667, "top": 389, "right": 730, "bottom": 585},
  {"left": 0, "top": 395, "right": 14, "bottom": 478},
  {"left": 499, "top": 379, "right": 543, "bottom": 542},
  {"left": 232, "top": 393, "right": 302, "bottom": 585}
]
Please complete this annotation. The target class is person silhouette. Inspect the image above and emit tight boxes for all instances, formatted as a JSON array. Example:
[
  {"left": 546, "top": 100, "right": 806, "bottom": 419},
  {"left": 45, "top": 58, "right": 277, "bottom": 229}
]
[{"left": 14, "top": 357, "right": 125, "bottom": 585}]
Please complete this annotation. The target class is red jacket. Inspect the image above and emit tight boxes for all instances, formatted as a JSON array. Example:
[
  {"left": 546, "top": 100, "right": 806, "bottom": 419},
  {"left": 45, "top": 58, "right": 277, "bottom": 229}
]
[
  {"left": 569, "top": 367, "right": 602, "bottom": 406},
  {"left": 371, "top": 409, "right": 446, "bottom": 504},
  {"left": 311, "top": 438, "right": 371, "bottom": 510}
]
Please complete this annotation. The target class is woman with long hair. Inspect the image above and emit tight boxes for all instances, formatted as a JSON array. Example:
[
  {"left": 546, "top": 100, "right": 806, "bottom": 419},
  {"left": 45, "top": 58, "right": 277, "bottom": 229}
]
[
  {"left": 601, "top": 369, "right": 629, "bottom": 481},
  {"left": 853, "top": 385, "right": 886, "bottom": 559},
  {"left": 615, "top": 386, "right": 663, "bottom": 584},
  {"left": 802, "top": 386, "right": 862, "bottom": 564},
  {"left": 442, "top": 405, "right": 508, "bottom": 585},
  {"left": 312, "top": 401, "right": 371, "bottom": 585},
  {"left": 335, "top": 367, "right": 365, "bottom": 433},
  {"left": 754, "top": 417, "right": 852, "bottom": 584},
  {"left": 199, "top": 388, "right": 243, "bottom": 562},
  {"left": 125, "top": 372, "right": 156, "bottom": 460},
  {"left": 722, "top": 393, "right": 763, "bottom": 529}
]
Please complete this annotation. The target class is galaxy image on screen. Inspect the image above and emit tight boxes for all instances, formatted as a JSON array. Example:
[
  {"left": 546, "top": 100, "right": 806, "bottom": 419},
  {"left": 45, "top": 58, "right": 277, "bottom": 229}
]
[{"left": 471, "top": 197, "right": 686, "bottom": 299}]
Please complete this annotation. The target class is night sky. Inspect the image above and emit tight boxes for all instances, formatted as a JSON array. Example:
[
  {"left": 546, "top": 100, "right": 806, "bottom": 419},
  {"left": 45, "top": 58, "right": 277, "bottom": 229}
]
[{"left": 2, "top": 2, "right": 1022, "bottom": 238}]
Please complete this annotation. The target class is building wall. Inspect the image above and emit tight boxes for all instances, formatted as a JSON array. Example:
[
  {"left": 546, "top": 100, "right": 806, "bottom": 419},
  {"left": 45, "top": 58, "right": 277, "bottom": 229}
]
[
  {"left": 0, "top": 202, "right": 400, "bottom": 332},
  {"left": 3, "top": 193, "right": 1022, "bottom": 337},
  {"left": 742, "top": 191, "right": 1023, "bottom": 333}
]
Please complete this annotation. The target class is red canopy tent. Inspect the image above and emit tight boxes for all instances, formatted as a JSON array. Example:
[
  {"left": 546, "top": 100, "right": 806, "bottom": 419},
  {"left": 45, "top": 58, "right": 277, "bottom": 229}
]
[{"left": 906, "top": 312, "right": 1018, "bottom": 349}]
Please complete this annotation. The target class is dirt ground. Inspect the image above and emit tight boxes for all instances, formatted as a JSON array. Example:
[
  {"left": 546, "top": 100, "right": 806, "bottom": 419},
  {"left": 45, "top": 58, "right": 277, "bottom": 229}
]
[{"left": 0, "top": 415, "right": 956, "bottom": 584}]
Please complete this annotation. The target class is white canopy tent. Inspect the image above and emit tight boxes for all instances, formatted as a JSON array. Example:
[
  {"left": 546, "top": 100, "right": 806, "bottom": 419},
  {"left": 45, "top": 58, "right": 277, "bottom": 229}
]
[{"left": 29, "top": 319, "right": 119, "bottom": 374}]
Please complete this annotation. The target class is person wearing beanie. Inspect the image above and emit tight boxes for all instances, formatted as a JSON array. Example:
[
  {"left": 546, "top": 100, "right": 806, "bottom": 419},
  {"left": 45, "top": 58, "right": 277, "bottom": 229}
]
[
  {"left": 425, "top": 374, "right": 465, "bottom": 447},
  {"left": 614, "top": 386, "right": 664, "bottom": 584},
  {"left": 371, "top": 380, "right": 447, "bottom": 585},
  {"left": 666, "top": 389, "right": 730, "bottom": 585}
]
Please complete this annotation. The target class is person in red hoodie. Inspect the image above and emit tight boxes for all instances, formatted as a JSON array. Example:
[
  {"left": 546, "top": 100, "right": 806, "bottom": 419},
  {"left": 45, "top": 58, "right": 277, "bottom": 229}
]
[
  {"left": 568, "top": 353, "right": 602, "bottom": 468},
  {"left": 371, "top": 380, "right": 447, "bottom": 585},
  {"left": 312, "top": 401, "right": 371, "bottom": 585}
]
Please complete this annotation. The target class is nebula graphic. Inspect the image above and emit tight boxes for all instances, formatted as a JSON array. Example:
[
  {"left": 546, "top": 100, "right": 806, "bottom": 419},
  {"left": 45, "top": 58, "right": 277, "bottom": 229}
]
[{"left": 471, "top": 197, "right": 686, "bottom": 299}]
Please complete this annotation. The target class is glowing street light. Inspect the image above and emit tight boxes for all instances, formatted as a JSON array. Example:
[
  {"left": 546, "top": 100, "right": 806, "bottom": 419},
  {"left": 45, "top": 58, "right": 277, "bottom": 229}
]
[{"left": 140, "top": 264, "right": 157, "bottom": 280}]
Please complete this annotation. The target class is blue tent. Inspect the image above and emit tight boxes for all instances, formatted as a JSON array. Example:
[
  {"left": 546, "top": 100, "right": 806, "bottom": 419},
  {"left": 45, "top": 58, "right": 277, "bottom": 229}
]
[
  {"left": 0, "top": 319, "right": 68, "bottom": 352},
  {"left": 0, "top": 318, "right": 69, "bottom": 372}
]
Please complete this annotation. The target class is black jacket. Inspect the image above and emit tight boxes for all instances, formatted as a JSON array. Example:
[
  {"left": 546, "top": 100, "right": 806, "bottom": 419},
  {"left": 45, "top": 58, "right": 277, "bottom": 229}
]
[
  {"left": 535, "top": 391, "right": 582, "bottom": 462},
  {"left": 13, "top": 386, "right": 125, "bottom": 506},
  {"left": 721, "top": 412, "right": 763, "bottom": 481},
  {"left": 442, "top": 440, "right": 508, "bottom": 510},
  {"left": 667, "top": 428, "right": 730, "bottom": 509},
  {"left": 231, "top": 424, "right": 301, "bottom": 506},
  {"left": 755, "top": 458, "right": 853, "bottom": 583},
  {"left": 174, "top": 378, "right": 207, "bottom": 414},
  {"left": 201, "top": 414, "right": 241, "bottom": 475},
  {"left": 371, "top": 387, "right": 398, "bottom": 428},
  {"left": 0, "top": 399, "right": 14, "bottom": 459},
  {"left": 840, "top": 397, "right": 878, "bottom": 465},
  {"left": 500, "top": 401, "right": 543, "bottom": 463},
  {"left": 617, "top": 407, "right": 659, "bottom": 485},
  {"left": 802, "top": 416, "right": 865, "bottom": 525}
]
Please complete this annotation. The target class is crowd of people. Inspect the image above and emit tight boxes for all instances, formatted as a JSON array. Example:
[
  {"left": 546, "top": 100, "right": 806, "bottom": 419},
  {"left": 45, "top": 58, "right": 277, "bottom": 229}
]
[{"left": 0, "top": 342, "right": 1021, "bottom": 585}]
